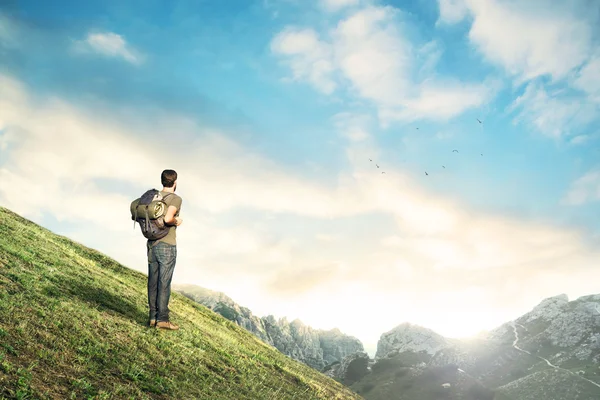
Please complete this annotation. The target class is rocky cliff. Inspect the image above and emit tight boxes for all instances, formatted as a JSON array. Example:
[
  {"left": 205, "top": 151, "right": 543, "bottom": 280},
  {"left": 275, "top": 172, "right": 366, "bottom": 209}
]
[
  {"left": 324, "top": 351, "right": 371, "bottom": 386},
  {"left": 350, "top": 293, "right": 600, "bottom": 400},
  {"left": 375, "top": 322, "right": 450, "bottom": 359},
  {"left": 174, "top": 284, "right": 364, "bottom": 371}
]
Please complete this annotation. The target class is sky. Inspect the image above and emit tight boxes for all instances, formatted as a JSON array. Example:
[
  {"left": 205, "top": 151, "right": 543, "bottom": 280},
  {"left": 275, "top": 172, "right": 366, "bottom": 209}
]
[{"left": 1, "top": 0, "right": 600, "bottom": 358}]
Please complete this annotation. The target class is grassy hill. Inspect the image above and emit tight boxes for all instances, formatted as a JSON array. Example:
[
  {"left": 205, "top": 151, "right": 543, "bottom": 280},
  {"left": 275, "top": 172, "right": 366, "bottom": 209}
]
[{"left": 0, "top": 206, "right": 363, "bottom": 400}]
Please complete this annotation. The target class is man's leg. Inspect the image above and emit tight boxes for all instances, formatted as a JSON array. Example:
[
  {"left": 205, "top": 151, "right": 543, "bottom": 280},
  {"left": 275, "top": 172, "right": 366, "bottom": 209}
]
[
  {"left": 147, "top": 242, "right": 160, "bottom": 324},
  {"left": 156, "top": 243, "right": 177, "bottom": 323}
]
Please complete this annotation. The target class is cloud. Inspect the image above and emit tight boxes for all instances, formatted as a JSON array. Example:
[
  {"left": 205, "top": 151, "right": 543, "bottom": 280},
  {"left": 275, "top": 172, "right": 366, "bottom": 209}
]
[
  {"left": 320, "top": 0, "right": 360, "bottom": 12},
  {"left": 271, "top": 4, "right": 495, "bottom": 124},
  {"left": 331, "top": 112, "right": 372, "bottom": 142},
  {"left": 562, "top": 168, "right": 600, "bottom": 206},
  {"left": 331, "top": 6, "right": 413, "bottom": 105},
  {"left": 0, "top": 123, "right": 14, "bottom": 151},
  {"left": 437, "top": 0, "right": 595, "bottom": 83},
  {"left": 71, "top": 31, "right": 143, "bottom": 65},
  {"left": 2, "top": 72, "right": 600, "bottom": 341},
  {"left": 270, "top": 27, "right": 336, "bottom": 94},
  {"left": 569, "top": 134, "right": 591, "bottom": 145},
  {"left": 315, "top": 233, "right": 338, "bottom": 242},
  {"left": 0, "top": 13, "right": 19, "bottom": 49},
  {"left": 435, "top": 0, "right": 600, "bottom": 140},
  {"left": 378, "top": 78, "right": 496, "bottom": 124},
  {"left": 509, "top": 81, "right": 598, "bottom": 139},
  {"left": 265, "top": 261, "right": 342, "bottom": 296},
  {"left": 574, "top": 55, "right": 600, "bottom": 104},
  {"left": 436, "top": 0, "right": 469, "bottom": 25}
]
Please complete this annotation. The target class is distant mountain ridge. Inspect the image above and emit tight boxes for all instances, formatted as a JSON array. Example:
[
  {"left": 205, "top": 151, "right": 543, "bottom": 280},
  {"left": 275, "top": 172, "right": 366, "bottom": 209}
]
[
  {"left": 343, "top": 293, "right": 600, "bottom": 400},
  {"left": 173, "top": 283, "right": 364, "bottom": 371},
  {"left": 173, "top": 283, "right": 600, "bottom": 399}
]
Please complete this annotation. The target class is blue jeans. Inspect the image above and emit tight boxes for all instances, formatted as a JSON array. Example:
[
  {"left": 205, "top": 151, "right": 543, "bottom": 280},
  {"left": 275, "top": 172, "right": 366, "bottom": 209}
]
[{"left": 147, "top": 241, "right": 177, "bottom": 322}]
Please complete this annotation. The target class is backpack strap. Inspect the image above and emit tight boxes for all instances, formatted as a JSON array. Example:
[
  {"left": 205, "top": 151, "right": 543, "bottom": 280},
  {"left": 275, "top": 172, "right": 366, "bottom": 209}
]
[
  {"left": 161, "top": 193, "right": 174, "bottom": 214},
  {"left": 133, "top": 199, "right": 140, "bottom": 229},
  {"left": 144, "top": 205, "right": 150, "bottom": 231}
]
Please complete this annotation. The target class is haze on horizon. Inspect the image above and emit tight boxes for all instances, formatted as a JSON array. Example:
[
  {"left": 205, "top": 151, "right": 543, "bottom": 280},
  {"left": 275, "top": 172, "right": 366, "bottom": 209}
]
[{"left": 1, "top": 0, "right": 599, "bottom": 357}]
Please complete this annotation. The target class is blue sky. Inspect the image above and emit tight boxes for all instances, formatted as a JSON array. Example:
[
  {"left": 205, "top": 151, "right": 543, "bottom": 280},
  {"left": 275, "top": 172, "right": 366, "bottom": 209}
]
[{"left": 1, "top": 0, "right": 600, "bottom": 357}]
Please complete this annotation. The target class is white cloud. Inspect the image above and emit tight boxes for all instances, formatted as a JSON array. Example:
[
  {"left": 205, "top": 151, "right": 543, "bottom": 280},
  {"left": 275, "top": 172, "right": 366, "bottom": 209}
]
[
  {"left": 562, "top": 168, "right": 600, "bottom": 206},
  {"left": 378, "top": 78, "right": 496, "bottom": 124},
  {"left": 569, "top": 135, "right": 590, "bottom": 145},
  {"left": 320, "top": 0, "right": 360, "bottom": 12},
  {"left": 331, "top": 112, "right": 372, "bottom": 142},
  {"left": 0, "top": 125, "right": 15, "bottom": 151},
  {"left": 436, "top": 0, "right": 600, "bottom": 139},
  {"left": 315, "top": 233, "right": 338, "bottom": 242},
  {"left": 271, "top": 5, "right": 495, "bottom": 123},
  {"left": 437, "top": 0, "right": 594, "bottom": 83},
  {"left": 575, "top": 55, "right": 600, "bottom": 103},
  {"left": 381, "top": 235, "right": 403, "bottom": 247},
  {"left": 71, "top": 31, "right": 143, "bottom": 65},
  {"left": 332, "top": 6, "right": 413, "bottom": 106},
  {"left": 509, "top": 81, "right": 598, "bottom": 139},
  {"left": 436, "top": 0, "right": 469, "bottom": 25},
  {"left": 265, "top": 261, "right": 342, "bottom": 296},
  {"left": 416, "top": 40, "right": 443, "bottom": 79},
  {"left": 270, "top": 27, "right": 336, "bottom": 94},
  {"left": 2, "top": 72, "right": 600, "bottom": 344}
]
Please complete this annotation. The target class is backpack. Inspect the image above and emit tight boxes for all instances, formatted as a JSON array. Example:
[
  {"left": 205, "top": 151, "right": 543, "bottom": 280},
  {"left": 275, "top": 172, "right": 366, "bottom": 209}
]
[{"left": 130, "top": 189, "right": 174, "bottom": 240}]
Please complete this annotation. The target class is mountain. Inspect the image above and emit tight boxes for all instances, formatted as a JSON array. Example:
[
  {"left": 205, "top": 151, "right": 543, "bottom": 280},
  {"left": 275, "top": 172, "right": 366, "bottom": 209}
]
[
  {"left": 174, "top": 283, "right": 365, "bottom": 371},
  {"left": 346, "top": 293, "right": 600, "bottom": 400},
  {"left": 375, "top": 323, "right": 452, "bottom": 360},
  {"left": 0, "top": 206, "right": 362, "bottom": 400}
]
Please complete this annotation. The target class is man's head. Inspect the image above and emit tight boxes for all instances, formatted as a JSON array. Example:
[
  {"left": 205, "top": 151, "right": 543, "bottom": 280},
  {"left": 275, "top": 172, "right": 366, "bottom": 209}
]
[{"left": 161, "top": 169, "right": 177, "bottom": 191}]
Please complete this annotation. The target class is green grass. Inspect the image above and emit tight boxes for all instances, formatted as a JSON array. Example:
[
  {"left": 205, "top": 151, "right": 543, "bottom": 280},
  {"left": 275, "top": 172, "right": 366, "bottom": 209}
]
[{"left": 0, "top": 206, "right": 364, "bottom": 400}]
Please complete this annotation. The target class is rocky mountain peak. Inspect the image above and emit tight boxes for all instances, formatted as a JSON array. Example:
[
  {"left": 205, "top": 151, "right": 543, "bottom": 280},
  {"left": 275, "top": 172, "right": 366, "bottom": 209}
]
[
  {"left": 523, "top": 293, "right": 569, "bottom": 323},
  {"left": 375, "top": 322, "right": 448, "bottom": 359}
]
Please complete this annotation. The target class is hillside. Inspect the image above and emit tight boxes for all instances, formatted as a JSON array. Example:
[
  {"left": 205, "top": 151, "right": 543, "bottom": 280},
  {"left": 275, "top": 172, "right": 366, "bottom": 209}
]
[
  {"left": 174, "top": 283, "right": 364, "bottom": 371},
  {"left": 0, "top": 206, "right": 363, "bottom": 400}
]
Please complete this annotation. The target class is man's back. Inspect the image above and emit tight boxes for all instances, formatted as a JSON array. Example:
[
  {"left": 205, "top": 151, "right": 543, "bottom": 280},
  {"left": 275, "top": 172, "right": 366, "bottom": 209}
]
[{"left": 149, "top": 190, "right": 182, "bottom": 247}]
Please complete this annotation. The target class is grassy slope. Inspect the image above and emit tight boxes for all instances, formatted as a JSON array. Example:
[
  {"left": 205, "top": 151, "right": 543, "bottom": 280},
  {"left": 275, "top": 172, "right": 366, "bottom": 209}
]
[{"left": 0, "top": 207, "right": 363, "bottom": 400}]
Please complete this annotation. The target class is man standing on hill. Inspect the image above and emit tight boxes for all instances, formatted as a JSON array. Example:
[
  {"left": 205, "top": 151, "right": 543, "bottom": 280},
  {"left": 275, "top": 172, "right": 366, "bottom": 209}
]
[{"left": 147, "top": 169, "right": 183, "bottom": 330}]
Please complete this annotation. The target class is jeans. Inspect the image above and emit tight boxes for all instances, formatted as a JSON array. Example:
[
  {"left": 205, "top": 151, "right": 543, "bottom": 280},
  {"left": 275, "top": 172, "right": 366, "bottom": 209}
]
[{"left": 147, "top": 241, "right": 177, "bottom": 322}]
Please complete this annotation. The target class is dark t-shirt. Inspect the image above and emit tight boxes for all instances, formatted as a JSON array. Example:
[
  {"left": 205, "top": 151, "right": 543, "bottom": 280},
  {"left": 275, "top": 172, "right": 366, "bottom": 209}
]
[{"left": 148, "top": 190, "right": 182, "bottom": 246}]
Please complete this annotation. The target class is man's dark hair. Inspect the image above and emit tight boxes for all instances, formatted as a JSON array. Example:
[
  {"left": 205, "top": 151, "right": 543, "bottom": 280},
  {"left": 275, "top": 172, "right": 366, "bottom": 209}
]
[{"left": 161, "top": 169, "right": 177, "bottom": 187}]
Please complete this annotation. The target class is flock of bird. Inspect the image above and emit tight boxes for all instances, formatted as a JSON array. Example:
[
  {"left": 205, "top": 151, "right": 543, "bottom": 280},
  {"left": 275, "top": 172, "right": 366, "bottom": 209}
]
[{"left": 370, "top": 118, "right": 484, "bottom": 176}]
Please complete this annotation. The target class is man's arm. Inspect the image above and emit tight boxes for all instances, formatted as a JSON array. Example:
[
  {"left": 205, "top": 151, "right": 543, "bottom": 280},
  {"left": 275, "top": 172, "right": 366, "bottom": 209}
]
[{"left": 164, "top": 205, "right": 180, "bottom": 225}]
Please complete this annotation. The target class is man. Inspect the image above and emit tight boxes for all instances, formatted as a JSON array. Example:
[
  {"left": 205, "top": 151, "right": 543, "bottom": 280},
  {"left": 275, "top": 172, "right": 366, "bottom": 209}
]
[{"left": 147, "top": 169, "right": 183, "bottom": 330}]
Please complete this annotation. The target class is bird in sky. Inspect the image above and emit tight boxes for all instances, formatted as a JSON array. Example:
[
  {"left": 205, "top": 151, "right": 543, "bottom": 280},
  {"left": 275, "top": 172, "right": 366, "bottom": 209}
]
[
  {"left": 452, "top": 149, "right": 459, "bottom": 153},
  {"left": 477, "top": 118, "right": 482, "bottom": 124},
  {"left": 376, "top": 164, "right": 380, "bottom": 168},
  {"left": 382, "top": 171, "right": 386, "bottom": 174},
  {"left": 425, "top": 171, "right": 429, "bottom": 176},
  {"left": 369, "top": 158, "right": 372, "bottom": 161},
  {"left": 442, "top": 166, "right": 445, "bottom": 168}
]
